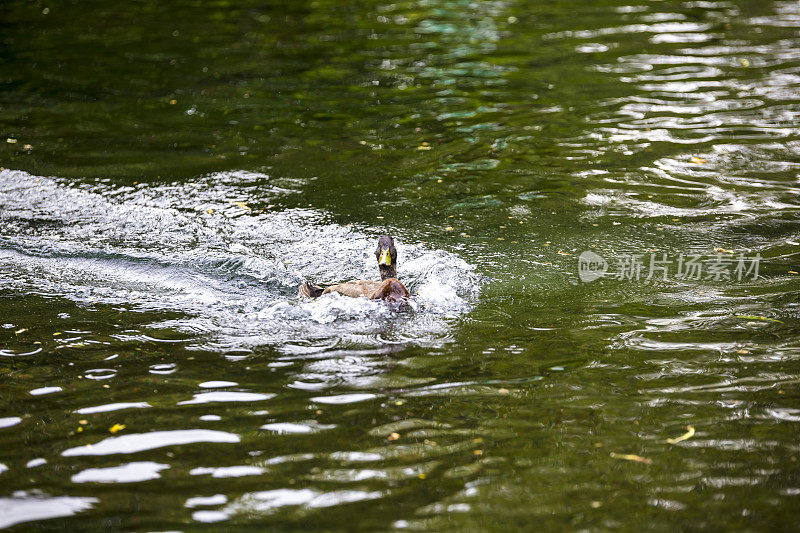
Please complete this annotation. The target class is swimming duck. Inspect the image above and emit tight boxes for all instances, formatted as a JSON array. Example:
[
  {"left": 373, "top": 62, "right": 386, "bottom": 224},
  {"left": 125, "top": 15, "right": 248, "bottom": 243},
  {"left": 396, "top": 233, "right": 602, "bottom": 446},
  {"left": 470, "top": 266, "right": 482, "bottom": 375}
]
[{"left": 298, "top": 235, "right": 410, "bottom": 302}]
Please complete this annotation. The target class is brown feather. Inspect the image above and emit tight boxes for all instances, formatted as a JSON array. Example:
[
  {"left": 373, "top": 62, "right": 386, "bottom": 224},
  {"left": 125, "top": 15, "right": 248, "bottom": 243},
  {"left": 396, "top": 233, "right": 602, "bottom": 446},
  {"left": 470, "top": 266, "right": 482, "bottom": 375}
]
[
  {"left": 369, "top": 278, "right": 410, "bottom": 301},
  {"left": 322, "top": 281, "right": 382, "bottom": 298}
]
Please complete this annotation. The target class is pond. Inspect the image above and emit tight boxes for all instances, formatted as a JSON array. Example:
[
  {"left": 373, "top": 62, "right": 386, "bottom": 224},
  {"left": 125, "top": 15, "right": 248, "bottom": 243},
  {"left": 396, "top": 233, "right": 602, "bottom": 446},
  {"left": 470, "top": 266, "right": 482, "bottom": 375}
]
[{"left": 1, "top": 0, "right": 799, "bottom": 529}]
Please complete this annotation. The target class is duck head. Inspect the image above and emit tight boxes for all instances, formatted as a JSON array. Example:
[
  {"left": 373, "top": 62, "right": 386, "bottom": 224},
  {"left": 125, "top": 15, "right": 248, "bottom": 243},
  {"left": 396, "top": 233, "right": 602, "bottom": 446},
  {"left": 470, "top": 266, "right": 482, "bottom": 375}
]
[{"left": 375, "top": 235, "right": 398, "bottom": 280}]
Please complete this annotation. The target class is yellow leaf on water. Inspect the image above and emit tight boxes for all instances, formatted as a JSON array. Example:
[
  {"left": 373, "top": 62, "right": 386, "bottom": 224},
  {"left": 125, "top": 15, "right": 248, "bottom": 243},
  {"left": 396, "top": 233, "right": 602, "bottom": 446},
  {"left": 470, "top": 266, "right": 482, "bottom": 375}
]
[
  {"left": 417, "top": 145, "right": 432, "bottom": 151},
  {"left": 690, "top": 156, "right": 707, "bottom": 164},
  {"left": 714, "top": 247, "right": 733, "bottom": 254},
  {"left": 666, "top": 425, "right": 695, "bottom": 444},
  {"left": 234, "top": 202, "right": 249, "bottom": 209},
  {"left": 735, "top": 315, "right": 784, "bottom": 324},
  {"left": 609, "top": 452, "right": 652, "bottom": 464},
  {"left": 109, "top": 424, "right": 126, "bottom": 434},
  {"left": 387, "top": 432, "right": 400, "bottom": 441},
  {"left": 15, "top": 328, "right": 27, "bottom": 334}
]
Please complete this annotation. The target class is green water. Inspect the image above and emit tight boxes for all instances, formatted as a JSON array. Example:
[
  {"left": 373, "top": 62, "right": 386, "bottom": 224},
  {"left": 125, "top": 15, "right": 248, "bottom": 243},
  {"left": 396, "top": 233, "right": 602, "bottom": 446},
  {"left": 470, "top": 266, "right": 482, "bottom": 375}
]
[{"left": 1, "top": 0, "right": 800, "bottom": 529}]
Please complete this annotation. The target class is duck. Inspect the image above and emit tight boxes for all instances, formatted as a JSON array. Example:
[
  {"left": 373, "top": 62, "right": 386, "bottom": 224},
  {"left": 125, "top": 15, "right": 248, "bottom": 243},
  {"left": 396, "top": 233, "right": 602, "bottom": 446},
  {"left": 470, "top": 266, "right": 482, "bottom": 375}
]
[{"left": 298, "top": 235, "right": 411, "bottom": 303}]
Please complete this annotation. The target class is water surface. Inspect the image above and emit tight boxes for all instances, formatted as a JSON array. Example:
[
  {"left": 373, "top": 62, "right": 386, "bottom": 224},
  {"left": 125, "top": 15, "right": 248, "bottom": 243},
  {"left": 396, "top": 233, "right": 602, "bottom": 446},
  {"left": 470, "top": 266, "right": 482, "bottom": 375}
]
[{"left": 1, "top": 0, "right": 799, "bottom": 530}]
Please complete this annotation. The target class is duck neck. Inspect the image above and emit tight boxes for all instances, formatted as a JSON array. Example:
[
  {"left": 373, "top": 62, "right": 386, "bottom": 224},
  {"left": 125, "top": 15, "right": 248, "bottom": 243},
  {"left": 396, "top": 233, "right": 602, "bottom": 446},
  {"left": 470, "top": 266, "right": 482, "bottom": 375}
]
[{"left": 379, "top": 265, "right": 397, "bottom": 281}]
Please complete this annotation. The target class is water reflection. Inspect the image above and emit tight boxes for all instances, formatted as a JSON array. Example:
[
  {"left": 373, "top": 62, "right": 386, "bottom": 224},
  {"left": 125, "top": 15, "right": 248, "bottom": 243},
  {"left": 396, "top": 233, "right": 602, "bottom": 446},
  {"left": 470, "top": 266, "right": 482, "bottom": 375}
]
[
  {"left": 62, "top": 429, "right": 241, "bottom": 457},
  {"left": 0, "top": 493, "right": 98, "bottom": 529},
  {"left": 71, "top": 462, "right": 170, "bottom": 484}
]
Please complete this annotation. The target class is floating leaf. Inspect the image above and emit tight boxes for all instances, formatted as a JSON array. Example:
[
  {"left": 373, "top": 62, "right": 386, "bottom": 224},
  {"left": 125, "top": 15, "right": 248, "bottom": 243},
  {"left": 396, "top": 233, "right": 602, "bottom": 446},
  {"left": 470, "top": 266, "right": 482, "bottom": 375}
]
[
  {"left": 387, "top": 432, "right": 400, "bottom": 441},
  {"left": 666, "top": 425, "right": 695, "bottom": 444},
  {"left": 690, "top": 156, "right": 707, "bottom": 164},
  {"left": 735, "top": 315, "right": 784, "bottom": 324},
  {"left": 609, "top": 452, "right": 652, "bottom": 464},
  {"left": 109, "top": 424, "right": 126, "bottom": 434}
]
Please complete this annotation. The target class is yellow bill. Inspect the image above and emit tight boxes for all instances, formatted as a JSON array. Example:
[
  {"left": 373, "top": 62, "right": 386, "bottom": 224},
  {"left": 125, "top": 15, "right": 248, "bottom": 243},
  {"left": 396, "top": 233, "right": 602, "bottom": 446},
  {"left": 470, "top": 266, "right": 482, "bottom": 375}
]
[{"left": 378, "top": 248, "right": 392, "bottom": 266}]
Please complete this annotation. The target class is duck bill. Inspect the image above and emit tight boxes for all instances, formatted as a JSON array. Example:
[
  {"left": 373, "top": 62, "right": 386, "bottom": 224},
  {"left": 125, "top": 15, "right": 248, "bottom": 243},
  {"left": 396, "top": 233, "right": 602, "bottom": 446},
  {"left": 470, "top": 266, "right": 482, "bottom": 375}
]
[{"left": 378, "top": 248, "right": 392, "bottom": 266}]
